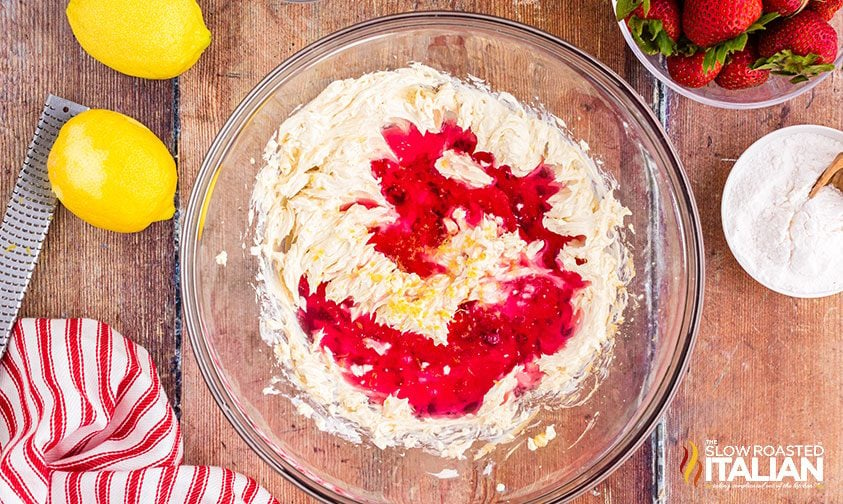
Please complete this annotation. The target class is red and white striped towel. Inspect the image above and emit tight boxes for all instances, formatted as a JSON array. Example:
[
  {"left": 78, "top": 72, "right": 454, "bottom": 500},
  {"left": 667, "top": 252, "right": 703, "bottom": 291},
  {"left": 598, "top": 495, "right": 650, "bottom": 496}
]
[{"left": 0, "top": 318, "right": 279, "bottom": 504}]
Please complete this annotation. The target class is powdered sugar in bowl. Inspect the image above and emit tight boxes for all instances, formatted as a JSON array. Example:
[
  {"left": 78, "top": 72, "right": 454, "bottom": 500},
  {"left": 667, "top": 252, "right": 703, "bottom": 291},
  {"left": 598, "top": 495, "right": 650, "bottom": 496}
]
[{"left": 722, "top": 125, "right": 843, "bottom": 298}]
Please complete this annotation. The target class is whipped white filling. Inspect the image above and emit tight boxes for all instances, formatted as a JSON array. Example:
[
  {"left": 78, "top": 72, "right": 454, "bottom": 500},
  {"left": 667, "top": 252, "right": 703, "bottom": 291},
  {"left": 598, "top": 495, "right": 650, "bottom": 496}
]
[{"left": 252, "top": 65, "right": 631, "bottom": 459}]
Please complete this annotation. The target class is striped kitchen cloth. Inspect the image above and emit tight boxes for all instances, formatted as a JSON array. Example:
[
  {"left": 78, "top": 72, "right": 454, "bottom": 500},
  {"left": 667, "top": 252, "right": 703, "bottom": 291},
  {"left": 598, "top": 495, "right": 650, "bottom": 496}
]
[{"left": 0, "top": 318, "right": 279, "bottom": 504}]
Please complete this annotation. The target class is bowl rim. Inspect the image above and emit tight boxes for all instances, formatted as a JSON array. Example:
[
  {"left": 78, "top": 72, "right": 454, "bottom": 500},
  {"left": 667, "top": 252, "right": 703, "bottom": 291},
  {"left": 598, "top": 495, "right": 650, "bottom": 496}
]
[
  {"left": 610, "top": 0, "right": 843, "bottom": 110},
  {"left": 181, "top": 10, "right": 705, "bottom": 503},
  {"left": 721, "top": 124, "right": 843, "bottom": 298}
]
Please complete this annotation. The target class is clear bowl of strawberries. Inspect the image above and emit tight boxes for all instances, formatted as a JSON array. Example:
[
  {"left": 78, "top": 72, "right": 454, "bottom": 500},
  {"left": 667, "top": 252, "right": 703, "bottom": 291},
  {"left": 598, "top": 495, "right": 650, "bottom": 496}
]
[{"left": 613, "top": 0, "right": 842, "bottom": 109}]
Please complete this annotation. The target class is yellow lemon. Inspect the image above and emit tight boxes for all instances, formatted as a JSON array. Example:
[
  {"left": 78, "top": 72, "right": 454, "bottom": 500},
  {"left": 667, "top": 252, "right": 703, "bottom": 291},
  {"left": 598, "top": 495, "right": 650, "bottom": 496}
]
[
  {"left": 66, "top": 0, "right": 211, "bottom": 79},
  {"left": 47, "top": 109, "right": 177, "bottom": 233}
]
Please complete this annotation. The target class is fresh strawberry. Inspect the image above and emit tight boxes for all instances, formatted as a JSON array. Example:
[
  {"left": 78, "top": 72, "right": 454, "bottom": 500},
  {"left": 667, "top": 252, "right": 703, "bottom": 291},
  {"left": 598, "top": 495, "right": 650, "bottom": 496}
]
[
  {"left": 808, "top": 0, "right": 843, "bottom": 20},
  {"left": 683, "top": 0, "right": 764, "bottom": 47},
  {"left": 764, "top": 0, "right": 809, "bottom": 16},
  {"left": 715, "top": 47, "right": 771, "bottom": 88},
  {"left": 667, "top": 52, "right": 724, "bottom": 87},
  {"left": 756, "top": 10, "right": 839, "bottom": 81},
  {"left": 616, "top": 0, "right": 682, "bottom": 56}
]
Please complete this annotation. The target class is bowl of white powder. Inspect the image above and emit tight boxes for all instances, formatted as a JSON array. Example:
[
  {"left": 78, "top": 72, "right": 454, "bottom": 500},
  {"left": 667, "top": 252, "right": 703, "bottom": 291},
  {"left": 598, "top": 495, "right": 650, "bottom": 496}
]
[{"left": 722, "top": 125, "right": 843, "bottom": 298}]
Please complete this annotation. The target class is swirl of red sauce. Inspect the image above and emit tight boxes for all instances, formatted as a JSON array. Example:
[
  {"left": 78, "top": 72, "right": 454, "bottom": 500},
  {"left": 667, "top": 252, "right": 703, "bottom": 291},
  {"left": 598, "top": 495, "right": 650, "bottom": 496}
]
[{"left": 298, "top": 121, "right": 586, "bottom": 417}]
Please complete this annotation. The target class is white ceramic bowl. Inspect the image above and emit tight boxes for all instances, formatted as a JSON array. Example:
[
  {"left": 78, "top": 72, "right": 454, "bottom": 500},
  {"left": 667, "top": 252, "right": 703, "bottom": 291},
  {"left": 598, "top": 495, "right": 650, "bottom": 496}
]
[{"left": 722, "top": 124, "right": 843, "bottom": 298}]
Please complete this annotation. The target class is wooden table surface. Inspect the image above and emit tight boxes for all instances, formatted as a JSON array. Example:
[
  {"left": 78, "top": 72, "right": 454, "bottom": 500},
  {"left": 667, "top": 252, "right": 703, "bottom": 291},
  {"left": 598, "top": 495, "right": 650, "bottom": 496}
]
[{"left": 2, "top": 1, "right": 841, "bottom": 502}]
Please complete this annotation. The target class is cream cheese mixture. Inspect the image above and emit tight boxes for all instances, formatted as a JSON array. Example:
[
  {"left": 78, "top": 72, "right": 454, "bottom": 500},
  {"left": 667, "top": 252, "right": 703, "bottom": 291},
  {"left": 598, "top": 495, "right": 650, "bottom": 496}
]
[{"left": 251, "top": 65, "right": 632, "bottom": 458}]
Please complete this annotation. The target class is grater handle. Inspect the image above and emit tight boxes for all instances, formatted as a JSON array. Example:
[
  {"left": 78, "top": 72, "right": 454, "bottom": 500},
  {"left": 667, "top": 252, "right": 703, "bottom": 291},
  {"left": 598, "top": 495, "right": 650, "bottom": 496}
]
[{"left": 0, "top": 95, "right": 88, "bottom": 357}]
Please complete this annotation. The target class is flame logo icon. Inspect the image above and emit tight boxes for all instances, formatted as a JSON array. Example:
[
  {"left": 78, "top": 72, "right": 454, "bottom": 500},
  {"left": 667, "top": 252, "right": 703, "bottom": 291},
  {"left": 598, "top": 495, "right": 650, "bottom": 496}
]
[{"left": 679, "top": 440, "right": 703, "bottom": 487}]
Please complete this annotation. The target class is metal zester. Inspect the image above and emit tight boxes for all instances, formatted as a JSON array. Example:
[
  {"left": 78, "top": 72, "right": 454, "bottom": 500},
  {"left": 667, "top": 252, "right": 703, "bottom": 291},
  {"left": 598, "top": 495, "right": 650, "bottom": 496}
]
[{"left": 0, "top": 95, "right": 88, "bottom": 358}]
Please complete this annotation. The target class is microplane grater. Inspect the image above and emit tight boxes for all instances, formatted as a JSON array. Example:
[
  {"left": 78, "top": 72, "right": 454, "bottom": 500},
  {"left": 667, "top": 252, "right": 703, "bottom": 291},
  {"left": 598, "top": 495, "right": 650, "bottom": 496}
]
[{"left": 0, "top": 95, "right": 88, "bottom": 358}]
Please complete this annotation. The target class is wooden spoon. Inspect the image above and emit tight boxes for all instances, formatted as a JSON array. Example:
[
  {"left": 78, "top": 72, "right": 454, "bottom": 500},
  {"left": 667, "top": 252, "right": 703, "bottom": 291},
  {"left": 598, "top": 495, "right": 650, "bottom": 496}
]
[{"left": 809, "top": 152, "right": 843, "bottom": 199}]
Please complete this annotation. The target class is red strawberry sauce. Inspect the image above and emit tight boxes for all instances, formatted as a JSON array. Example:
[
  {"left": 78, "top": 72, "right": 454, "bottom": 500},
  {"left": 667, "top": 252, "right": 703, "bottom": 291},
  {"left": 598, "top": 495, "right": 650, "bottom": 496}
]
[{"left": 298, "top": 121, "right": 586, "bottom": 417}]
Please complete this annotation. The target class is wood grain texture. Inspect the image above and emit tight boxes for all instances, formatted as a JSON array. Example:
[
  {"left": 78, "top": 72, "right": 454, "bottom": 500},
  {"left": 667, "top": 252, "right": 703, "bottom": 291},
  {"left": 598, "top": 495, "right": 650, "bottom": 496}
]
[
  {"left": 178, "top": 1, "right": 660, "bottom": 502},
  {"left": 663, "top": 77, "right": 843, "bottom": 502},
  {"left": 0, "top": 2, "right": 178, "bottom": 400},
  {"left": 10, "top": 0, "right": 840, "bottom": 502}
]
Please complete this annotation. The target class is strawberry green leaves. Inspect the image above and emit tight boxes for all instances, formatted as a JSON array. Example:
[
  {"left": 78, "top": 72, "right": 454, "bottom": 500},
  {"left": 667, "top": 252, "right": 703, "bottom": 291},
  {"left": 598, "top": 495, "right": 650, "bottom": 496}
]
[
  {"left": 702, "top": 34, "right": 749, "bottom": 71},
  {"left": 616, "top": 0, "right": 651, "bottom": 20},
  {"left": 747, "top": 12, "right": 785, "bottom": 33},
  {"left": 617, "top": 0, "right": 680, "bottom": 56},
  {"left": 700, "top": 12, "right": 780, "bottom": 71},
  {"left": 628, "top": 17, "right": 678, "bottom": 55},
  {"left": 753, "top": 49, "right": 837, "bottom": 82}
]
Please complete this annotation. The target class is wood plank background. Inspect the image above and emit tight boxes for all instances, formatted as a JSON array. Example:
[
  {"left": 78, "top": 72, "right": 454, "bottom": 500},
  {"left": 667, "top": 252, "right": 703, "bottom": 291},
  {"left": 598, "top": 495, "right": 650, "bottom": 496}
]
[{"left": 1, "top": 0, "right": 840, "bottom": 502}]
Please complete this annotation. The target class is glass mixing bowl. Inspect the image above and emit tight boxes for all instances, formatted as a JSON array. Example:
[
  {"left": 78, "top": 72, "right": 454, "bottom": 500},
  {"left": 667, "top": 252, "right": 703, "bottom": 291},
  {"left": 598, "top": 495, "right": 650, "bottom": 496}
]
[
  {"left": 611, "top": 0, "right": 843, "bottom": 109},
  {"left": 182, "top": 12, "right": 704, "bottom": 503}
]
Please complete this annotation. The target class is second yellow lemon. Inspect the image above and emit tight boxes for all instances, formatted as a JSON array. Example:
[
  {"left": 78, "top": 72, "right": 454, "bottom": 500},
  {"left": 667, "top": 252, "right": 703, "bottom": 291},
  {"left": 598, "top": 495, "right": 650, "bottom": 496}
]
[
  {"left": 66, "top": 0, "right": 211, "bottom": 79},
  {"left": 47, "top": 109, "right": 177, "bottom": 233}
]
